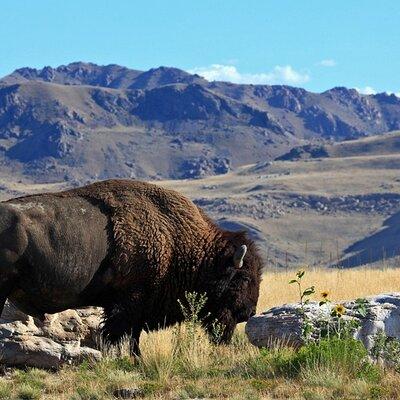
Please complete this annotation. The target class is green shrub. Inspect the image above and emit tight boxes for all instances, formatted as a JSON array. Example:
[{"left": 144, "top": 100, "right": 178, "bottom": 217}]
[
  {"left": 369, "top": 384, "right": 390, "bottom": 400},
  {"left": 103, "top": 356, "right": 135, "bottom": 373},
  {"left": 244, "top": 347, "right": 297, "bottom": 378},
  {"left": 294, "top": 337, "right": 381, "bottom": 383},
  {"left": 13, "top": 368, "right": 47, "bottom": 390},
  {"left": 17, "top": 384, "right": 42, "bottom": 400},
  {"left": 371, "top": 331, "right": 400, "bottom": 372},
  {"left": 244, "top": 337, "right": 382, "bottom": 386},
  {"left": 0, "top": 381, "right": 12, "bottom": 400}
]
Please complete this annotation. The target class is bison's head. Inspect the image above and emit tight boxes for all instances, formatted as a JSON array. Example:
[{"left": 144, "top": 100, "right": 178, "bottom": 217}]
[{"left": 202, "top": 232, "right": 263, "bottom": 343}]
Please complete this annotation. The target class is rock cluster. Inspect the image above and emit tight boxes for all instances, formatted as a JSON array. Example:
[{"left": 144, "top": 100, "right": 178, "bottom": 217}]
[
  {"left": 246, "top": 293, "right": 400, "bottom": 352},
  {"left": 285, "top": 193, "right": 400, "bottom": 215},
  {"left": 195, "top": 192, "right": 400, "bottom": 223},
  {"left": 181, "top": 157, "right": 230, "bottom": 179},
  {"left": 0, "top": 302, "right": 102, "bottom": 369}
]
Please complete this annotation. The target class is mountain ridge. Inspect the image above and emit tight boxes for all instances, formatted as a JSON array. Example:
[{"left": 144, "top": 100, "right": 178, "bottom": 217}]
[
  {"left": 0, "top": 62, "right": 207, "bottom": 90},
  {"left": 0, "top": 62, "right": 400, "bottom": 184}
]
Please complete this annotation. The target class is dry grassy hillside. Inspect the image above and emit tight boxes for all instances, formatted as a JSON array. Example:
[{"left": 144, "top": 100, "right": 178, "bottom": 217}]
[{"left": 280, "top": 130, "right": 400, "bottom": 160}]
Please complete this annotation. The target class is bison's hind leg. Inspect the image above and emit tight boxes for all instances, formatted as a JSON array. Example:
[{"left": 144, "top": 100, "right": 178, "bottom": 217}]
[{"left": 101, "top": 301, "right": 143, "bottom": 356}]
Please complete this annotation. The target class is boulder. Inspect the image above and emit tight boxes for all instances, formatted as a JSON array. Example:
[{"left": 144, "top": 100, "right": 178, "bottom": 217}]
[
  {"left": 181, "top": 157, "right": 230, "bottom": 179},
  {"left": 0, "top": 301, "right": 102, "bottom": 368},
  {"left": 246, "top": 293, "right": 400, "bottom": 351}
]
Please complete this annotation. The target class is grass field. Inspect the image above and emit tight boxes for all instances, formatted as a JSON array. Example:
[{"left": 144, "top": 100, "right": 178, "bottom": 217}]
[
  {"left": 1, "top": 267, "right": 400, "bottom": 399},
  {"left": 258, "top": 267, "right": 400, "bottom": 312}
]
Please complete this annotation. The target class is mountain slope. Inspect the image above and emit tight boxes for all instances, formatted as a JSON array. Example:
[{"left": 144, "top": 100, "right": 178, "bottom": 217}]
[
  {"left": 0, "top": 80, "right": 298, "bottom": 183},
  {"left": 277, "top": 131, "right": 400, "bottom": 160},
  {"left": 0, "top": 62, "right": 400, "bottom": 184}
]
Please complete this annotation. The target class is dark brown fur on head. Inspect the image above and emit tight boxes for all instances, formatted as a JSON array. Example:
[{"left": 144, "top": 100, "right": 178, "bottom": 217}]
[{"left": 198, "top": 230, "right": 263, "bottom": 342}]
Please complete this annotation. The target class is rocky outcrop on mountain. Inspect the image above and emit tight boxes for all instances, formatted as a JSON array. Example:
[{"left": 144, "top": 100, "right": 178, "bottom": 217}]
[
  {"left": 300, "top": 105, "right": 360, "bottom": 139},
  {"left": 277, "top": 130, "right": 400, "bottom": 161},
  {"left": 0, "top": 62, "right": 400, "bottom": 183},
  {"left": 0, "top": 62, "right": 143, "bottom": 89},
  {"left": 276, "top": 144, "right": 329, "bottom": 160},
  {"left": 194, "top": 192, "right": 400, "bottom": 223},
  {"left": 1, "top": 63, "right": 206, "bottom": 90},
  {"left": 181, "top": 156, "right": 230, "bottom": 179},
  {"left": 128, "top": 66, "right": 206, "bottom": 90}
]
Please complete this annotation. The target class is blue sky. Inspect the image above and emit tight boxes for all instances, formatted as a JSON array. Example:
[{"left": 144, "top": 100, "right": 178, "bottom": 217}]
[{"left": 1, "top": 0, "right": 399, "bottom": 94}]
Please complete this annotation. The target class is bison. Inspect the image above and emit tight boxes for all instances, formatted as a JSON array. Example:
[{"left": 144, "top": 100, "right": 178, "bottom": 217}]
[{"left": 0, "top": 179, "right": 263, "bottom": 354}]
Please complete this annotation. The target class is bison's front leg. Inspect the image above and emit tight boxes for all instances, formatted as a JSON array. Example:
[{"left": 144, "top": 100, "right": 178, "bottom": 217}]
[
  {"left": 0, "top": 291, "right": 8, "bottom": 317},
  {"left": 0, "top": 263, "right": 20, "bottom": 318},
  {"left": 101, "top": 299, "right": 144, "bottom": 356},
  {"left": 0, "top": 209, "right": 28, "bottom": 317},
  {"left": 0, "top": 275, "right": 17, "bottom": 318}
]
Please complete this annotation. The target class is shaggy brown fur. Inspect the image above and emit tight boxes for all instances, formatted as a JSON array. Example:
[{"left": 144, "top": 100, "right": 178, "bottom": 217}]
[{"left": 0, "top": 180, "right": 263, "bottom": 354}]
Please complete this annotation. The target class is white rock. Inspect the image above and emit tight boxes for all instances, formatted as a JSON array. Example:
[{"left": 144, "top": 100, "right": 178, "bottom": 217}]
[
  {"left": 0, "top": 301, "right": 102, "bottom": 368},
  {"left": 246, "top": 293, "right": 400, "bottom": 351}
]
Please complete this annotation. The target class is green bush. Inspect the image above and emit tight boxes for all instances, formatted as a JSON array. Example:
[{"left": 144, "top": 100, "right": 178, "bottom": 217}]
[
  {"left": 17, "top": 384, "right": 42, "bottom": 400},
  {"left": 371, "top": 331, "right": 400, "bottom": 372},
  {"left": 13, "top": 368, "right": 47, "bottom": 390},
  {"left": 293, "top": 337, "right": 381, "bottom": 383},
  {"left": 369, "top": 384, "right": 390, "bottom": 400},
  {"left": 244, "top": 347, "right": 297, "bottom": 378},
  {"left": 0, "top": 381, "right": 12, "bottom": 400},
  {"left": 246, "top": 337, "right": 382, "bottom": 385},
  {"left": 103, "top": 356, "right": 135, "bottom": 373}
]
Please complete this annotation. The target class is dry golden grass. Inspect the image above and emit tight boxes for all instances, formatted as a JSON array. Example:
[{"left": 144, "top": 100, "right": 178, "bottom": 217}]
[
  {"left": 257, "top": 267, "right": 400, "bottom": 312},
  {"left": 1, "top": 267, "right": 400, "bottom": 399}
]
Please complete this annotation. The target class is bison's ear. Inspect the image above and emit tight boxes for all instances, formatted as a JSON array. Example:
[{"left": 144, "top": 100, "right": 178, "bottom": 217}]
[{"left": 233, "top": 245, "right": 247, "bottom": 269}]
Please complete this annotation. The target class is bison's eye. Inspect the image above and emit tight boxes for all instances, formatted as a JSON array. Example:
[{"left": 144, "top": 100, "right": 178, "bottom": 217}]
[{"left": 242, "top": 276, "right": 251, "bottom": 284}]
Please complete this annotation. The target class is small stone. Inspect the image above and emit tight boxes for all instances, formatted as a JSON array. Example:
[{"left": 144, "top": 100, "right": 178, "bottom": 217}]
[{"left": 113, "top": 387, "right": 144, "bottom": 399}]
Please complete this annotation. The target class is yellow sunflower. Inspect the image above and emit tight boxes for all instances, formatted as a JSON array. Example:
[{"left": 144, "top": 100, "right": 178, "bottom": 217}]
[{"left": 334, "top": 304, "right": 346, "bottom": 315}]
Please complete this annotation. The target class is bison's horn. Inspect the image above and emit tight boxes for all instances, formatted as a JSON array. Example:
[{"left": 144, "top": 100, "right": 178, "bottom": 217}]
[{"left": 233, "top": 245, "right": 247, "bottom": 268}]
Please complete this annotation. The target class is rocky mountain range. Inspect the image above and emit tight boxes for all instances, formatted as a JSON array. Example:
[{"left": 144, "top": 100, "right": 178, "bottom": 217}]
[{"left": 0, "top": 62, "right": 400, "bottom": 184}]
